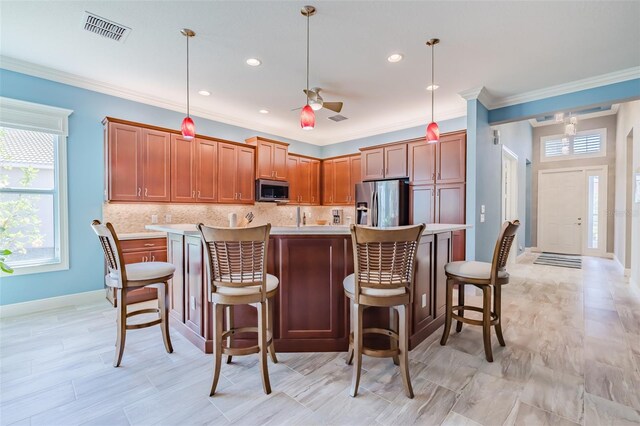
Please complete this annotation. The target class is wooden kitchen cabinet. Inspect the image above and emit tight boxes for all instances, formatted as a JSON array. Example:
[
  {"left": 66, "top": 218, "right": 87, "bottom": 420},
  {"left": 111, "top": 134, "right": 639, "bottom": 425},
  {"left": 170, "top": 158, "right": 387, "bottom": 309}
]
[
  {"left": 170, "top": 134, "right": 196, "bottom": 202},
  {"left": 287, "top": 156, "right": 301, "bottom": 204},
  {"left": 288, "top": 155, "right": 321, "bottom": 205},
  {"left": 322, "top": 154, "right": 360, "bottom": 205},
  {"left": 310, "top": 159, "right": 321, "bottom": 205},
  {"left": 434, "top": 232, "right": 452, "bottom": 318},
  {"left": 410, "top": 185, "right": 436, "bottom": 225},
  {"left": 246, "top": 136, "right": 289, "bottom": 181},
  {"left": 437, "top": 132, "right": 466, "bottom": 184},
  {"left": 408, "top": 139, "right": 437, "bottom": 184},
  {"left": 195, "top": 138, "right": 217, "bottom": 202},
  {"left": 141, "top": 129, "right": 171, "bottom": 202},
  {"left": 410, "top": 234, "right": 435, "bottom": 347},
  {"left": 436, "top": 183, "right": 465, "bottom": 224},
  {"left": 361, "top": 144, "right": 407, "bottom": 181},
  {"left": 105, "top": 237, "right": 167, "bottom": 307},
  {"left": 217, "top": 142, "right": 255, "bottom": 204}
]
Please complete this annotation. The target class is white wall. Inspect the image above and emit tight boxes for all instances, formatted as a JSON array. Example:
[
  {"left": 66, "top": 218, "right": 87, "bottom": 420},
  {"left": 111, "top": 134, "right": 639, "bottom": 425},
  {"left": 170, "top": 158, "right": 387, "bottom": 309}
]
[{"left": 614, "top": 100, "right": 640, "bottom": 289}]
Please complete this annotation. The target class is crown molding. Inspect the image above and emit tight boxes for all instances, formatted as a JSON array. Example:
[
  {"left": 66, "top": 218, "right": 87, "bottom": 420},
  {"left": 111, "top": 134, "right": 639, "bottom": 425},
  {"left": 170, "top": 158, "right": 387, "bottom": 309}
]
[
  {"left": 527, "top": 103, "right": 620, "bottom": 128},
  {"left": 458, "top": 86, "right": 494, "bottom": 108},
  {"left": 490, "top": 67, "right": 640, "bottom": 109}
]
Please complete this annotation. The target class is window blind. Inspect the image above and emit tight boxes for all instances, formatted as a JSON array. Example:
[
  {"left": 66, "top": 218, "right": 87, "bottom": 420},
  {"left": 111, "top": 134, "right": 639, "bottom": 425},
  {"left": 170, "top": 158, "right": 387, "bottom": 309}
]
[{"left": 573, "top": 133, "right": 602, "bottom": 154}]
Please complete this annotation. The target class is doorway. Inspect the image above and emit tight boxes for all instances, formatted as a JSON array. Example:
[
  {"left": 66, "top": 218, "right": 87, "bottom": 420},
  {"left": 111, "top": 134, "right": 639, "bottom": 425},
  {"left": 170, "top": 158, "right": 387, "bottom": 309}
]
[
  {"left": 502, "top": 146, "right": 518, "bottom": 263},
  {"left": 538, "top": 166, "right": 608, "bottom": 256}
]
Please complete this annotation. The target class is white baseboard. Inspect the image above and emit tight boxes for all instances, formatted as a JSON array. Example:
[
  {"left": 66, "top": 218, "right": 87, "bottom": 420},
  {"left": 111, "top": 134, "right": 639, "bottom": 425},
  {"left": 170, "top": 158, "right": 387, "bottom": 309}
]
[
  {"left": 0, "top": 289, "right": 106, "bottom": 319},
  {"left": 613, "top": 255, "right": 632, "bottom": 276}
]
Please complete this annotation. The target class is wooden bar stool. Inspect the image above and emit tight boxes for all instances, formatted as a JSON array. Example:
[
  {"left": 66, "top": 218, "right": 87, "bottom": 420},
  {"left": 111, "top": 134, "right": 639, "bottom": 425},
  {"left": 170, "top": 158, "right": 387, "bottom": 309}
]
[
  {"left": 90, "top": 220, "right": 175, "bottom": 367},
  {"left": 440, "top": 220, "right": 520, "bottom": 362},
  {"left": 343, "top": 224, "right": 425, "bottom": 398},
  {"left": 197, "top": 223, "right": 278, "bottom": 396}
]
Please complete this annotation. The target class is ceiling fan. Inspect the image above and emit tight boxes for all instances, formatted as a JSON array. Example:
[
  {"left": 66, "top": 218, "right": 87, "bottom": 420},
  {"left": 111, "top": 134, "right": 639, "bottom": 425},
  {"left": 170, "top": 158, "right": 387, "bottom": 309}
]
[{"left": 295, "top": 87, "right": 344, "bottom": 113}]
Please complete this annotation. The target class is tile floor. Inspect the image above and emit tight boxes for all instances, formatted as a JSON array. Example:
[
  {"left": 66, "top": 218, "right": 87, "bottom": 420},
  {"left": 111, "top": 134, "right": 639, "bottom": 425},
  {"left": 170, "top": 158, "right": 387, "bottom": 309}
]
[{"left": 1, "top": 255, "right": 640, "bottom": 425}]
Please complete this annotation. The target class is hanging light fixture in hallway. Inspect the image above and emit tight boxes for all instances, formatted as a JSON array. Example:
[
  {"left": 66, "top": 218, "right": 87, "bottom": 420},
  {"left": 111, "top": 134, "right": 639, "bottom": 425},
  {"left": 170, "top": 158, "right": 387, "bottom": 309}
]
[
  {"left": 180, "top": 28, "right": 196, "bottom": 139},
  {"left": 426, "top": 38, "right": 440, "bottom": 143},
  {"left": 300, "top": 5, "right": 316, "bottom": 130}
]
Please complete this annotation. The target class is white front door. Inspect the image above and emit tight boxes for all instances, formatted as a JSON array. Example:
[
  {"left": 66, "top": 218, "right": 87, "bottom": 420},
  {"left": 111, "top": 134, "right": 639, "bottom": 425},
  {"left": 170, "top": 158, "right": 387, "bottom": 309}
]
[{"left": 539, "top": 169, "right": 584, "bottom": 254}]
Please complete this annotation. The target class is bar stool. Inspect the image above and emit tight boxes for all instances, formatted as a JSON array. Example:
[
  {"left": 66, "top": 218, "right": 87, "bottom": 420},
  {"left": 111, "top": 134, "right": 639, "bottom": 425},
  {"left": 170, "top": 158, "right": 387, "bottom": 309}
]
[
  {"left": 197, "top": 223, "right": 278, "bottom": 396},
  {"left": 440, "top": 220, "right": 520, "bottom": 362},
  {"left": 90, "top": 220, "right": 175, "bottom": 367},
  {"left": 343, "top": 224, "right": 425, "bottom": 398}
]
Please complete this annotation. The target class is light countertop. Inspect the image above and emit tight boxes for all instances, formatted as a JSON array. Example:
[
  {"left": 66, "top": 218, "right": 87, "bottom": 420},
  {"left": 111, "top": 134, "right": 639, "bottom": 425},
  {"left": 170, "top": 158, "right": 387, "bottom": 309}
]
[
  {"left": 145, "top": 223, "right": 471, "bottom": 236},
  {"left": 118, "top": 231, "right": 167, "bottom": 240}
]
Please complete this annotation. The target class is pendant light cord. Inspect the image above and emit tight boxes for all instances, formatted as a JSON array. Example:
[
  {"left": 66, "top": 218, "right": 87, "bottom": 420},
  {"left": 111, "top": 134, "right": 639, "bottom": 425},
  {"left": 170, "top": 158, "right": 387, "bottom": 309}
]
[
  {"left": 186, "top": 33, "right": 190, "bottom": 118},
  {"left": 431, "top": 42, "right": 435, "bottom": 123},
  {"left": 306, "top": 12, "right": 310, "bottom": 105}
]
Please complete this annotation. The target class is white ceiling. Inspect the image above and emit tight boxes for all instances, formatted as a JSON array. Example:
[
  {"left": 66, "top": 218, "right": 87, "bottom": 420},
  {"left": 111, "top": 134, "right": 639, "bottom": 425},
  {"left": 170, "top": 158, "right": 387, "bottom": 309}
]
[{"left": 1, "top": 1, "right": 639, "bottom": 145}]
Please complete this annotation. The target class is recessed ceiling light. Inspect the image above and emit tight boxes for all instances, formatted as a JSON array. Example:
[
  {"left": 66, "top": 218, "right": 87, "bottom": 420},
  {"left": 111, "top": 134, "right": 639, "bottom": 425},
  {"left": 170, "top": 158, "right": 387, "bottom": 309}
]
[
  {"left": 426, "top": 85, "right": 439, "bottom": 91},
  {"left": 259, "top": 109, "right": 269, "bottom": 114},
  {"left": 246, "top": 58, "right": 262, "bottom": 67},
  {"left": 198, "top": 90, "right": 211, "bottom": 96},
  {"left": 387, "top": 53, "right": 403, "bottom": 63}
]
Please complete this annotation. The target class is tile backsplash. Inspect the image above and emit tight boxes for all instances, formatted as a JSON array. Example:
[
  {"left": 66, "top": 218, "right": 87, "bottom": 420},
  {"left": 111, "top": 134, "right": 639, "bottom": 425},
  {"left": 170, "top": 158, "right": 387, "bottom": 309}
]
[{"left": 103, "top": 202, "right": 356, "bottom": 234}]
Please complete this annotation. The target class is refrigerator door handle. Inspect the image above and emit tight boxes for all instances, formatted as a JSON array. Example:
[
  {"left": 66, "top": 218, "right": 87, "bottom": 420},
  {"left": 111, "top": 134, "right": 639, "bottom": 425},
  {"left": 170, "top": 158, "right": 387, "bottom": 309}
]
[{"left": 372, "top": 190, "right": 378, "bottom": 227}]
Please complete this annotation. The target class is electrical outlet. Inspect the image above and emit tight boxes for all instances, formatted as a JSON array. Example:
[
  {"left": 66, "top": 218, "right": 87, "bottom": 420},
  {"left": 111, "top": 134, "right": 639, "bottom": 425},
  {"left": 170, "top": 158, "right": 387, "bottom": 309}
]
[
  {"left": 190, "top": 296, "right": 196, "bottom": 310},
  {"left": 165, "top": 214, "right": 172, "bottom": 223},
  {"left": 480, "top": 213, "right": 485, "bottom": 223},
  {"left": 151, "top": 214, "right": 158, "bottom": 224},
  {"left": 307, "top": 212, "right": 312, "bottom": 218},
  {"left": 481, "top": 205, "right": 486, "bottom": 214},
  {"left": 421, "top": 293, "right": 427, "bottom": 308}
]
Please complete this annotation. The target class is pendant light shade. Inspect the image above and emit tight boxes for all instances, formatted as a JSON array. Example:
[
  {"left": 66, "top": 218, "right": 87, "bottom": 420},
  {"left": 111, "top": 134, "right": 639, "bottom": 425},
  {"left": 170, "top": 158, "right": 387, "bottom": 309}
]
[
  {"left": 181, "top": 28, "right": 196, "bottom": 140},
  {"left": 426, "top": 38, "right": 440, "bottom": 144},
  {"left": 300, "top": 104, "right": 315, "bottom": 130}
]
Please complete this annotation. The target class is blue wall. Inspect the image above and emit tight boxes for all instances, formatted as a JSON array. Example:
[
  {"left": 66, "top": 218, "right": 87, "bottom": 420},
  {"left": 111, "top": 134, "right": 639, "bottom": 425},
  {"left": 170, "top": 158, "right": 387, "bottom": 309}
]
[
  {"left": 321, "top": 116, "right": 467, "bottom": 158},
  {"left": 0, "top": 69, "right": 323, "bottom": 305}
]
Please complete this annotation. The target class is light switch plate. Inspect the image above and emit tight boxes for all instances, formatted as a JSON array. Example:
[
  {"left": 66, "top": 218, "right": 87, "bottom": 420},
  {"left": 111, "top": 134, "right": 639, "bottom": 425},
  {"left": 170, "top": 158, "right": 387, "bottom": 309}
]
[
  {"left": 480, "top": 214, "right": 485, "bottom": 223},
  {"left": 151, "top": 214, "right": 158, "bottom": 224},
  {"left": 481, "top": 205, "right": 486, "bottom": 214},
  {"left": 421, "top": 293, "right": 427, "bottom": 308},
  {"left": 165, "top": 214, "right": 172, "bottom": 223}
]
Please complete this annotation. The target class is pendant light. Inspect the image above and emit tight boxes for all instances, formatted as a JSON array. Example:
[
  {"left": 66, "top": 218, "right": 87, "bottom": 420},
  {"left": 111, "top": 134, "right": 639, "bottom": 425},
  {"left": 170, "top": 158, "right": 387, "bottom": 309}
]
[
  {"left": 180, "top": 28, "right": 196, "bottom": 139},
  {"left": 426, "top": 38, "right": 440, "bottom": 143},
  {"left": 300, "top": 5, "right": 316, "bottom": 130}
]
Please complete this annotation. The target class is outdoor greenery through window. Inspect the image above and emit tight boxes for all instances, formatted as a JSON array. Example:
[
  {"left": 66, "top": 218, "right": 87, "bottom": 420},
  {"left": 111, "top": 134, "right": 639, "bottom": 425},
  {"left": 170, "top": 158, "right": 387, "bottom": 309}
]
[{"left": 0, "top": 127, "right": 59, "bottom": 268}]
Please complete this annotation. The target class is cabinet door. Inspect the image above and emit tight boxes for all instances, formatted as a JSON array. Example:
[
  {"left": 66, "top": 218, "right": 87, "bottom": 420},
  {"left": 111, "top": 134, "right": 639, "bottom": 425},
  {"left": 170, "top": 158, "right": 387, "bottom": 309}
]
[
  {"left": 349, "top": 155, "right": 362, "bottom": 202},
  {"left": 310, "top": 160, "right": 321, "bottom": 205},
  {"left": 108, "top": 122, "right": 142, "bottom": 201},
  {"left": 333, "top": 157, "right": 352, "bottom": 204},
  {"left": 149, "top": 248, "right": 167, "bottom": 262},
  {"left": 322, "top": 160, "right": 335, "bottom": 205},
  {"left": 452, "top": 230, "right": 466, "bottom": 262},
  {"left": 217, "top": 143, "right": 238, "bottom": 204},
  {"left": 170, "top": 134, "right": 196, "bottom": 202},
  {"left": 408, "top": 141, "right": 436, "bottom": 184},
  {"left": 437, "top": 133, "right": 466, "bottom": 184},
  {"left": 167, "top": 233, "right": 185, "bottom": 322},
  {"left": 412, "top": 235, "right": 435, "bottom": 336},
  {"left": 256, "top": 141, "right": 274, "bottom": 180},
  {"left": 410, "top": 185, "right": 436, "bottom": 225},
  {"left": 141, "top": 129, "right": 171, "bottom": 202},
  {"left": 436, "top": 183, "right": 465, "bottom": 224},
  {"left": 273, "top": 144, "right": 289, "bottom": 181},
  {"left": 185, "top": 236, "right": 204, "bottom": 336},
  {"left": 361, "top": 148, "right": 384, "bottom": 181},
  {"left": 195, "top": 139, "right": 217, "bottom": 202},
  {"left": 384, "top": 144, "right": 407, "bottom": 178},
  {"left": 236, "top": 146, "right": 255, "bottom": 204},
  {"left": 434, "top": 232, "right": 452, "bottom": 318},
  {"left": 298, "top": 158, "right": 312, "bottom": 204},
  {"left": 287, "top": 156, "right": 300, "bottom": 204}
]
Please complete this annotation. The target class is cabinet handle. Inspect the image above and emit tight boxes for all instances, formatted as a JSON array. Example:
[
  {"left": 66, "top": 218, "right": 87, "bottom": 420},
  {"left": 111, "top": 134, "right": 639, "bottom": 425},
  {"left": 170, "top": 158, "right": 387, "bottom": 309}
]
[
  {"left": 311, "top": 196, "right": 314, "bottom": 202},
  {"left": 192, "top": 191, "right": 195, "bottom": 198},
  {"left": 438, "top": 172, "right": 441, "bottom": 180},
  {"left": 274, "top": 171, "right": 278, "bottom": 178},
  {"left": 142, "top": 256, "right": 147, "bottom": 262},
  {"left": 143, "top": 243, "right": 155, "bottom": 247},
  {"left": 197, "top": 190, "right": 200, "bottom": 198},
  {"left": 144, "top": 188, "right": 148, "bottom": 197},
  {"left": 151, "top": 255, "right": 155, "bottom": 261},
  {"left": 239, "top": 192, "right": 242, "bottom": 200},
  {"left": 432, "top": 173, "right": 436, "bottom": 181},
  {"left": 138, "top": 187, "right": 141, "bottom": 197}
]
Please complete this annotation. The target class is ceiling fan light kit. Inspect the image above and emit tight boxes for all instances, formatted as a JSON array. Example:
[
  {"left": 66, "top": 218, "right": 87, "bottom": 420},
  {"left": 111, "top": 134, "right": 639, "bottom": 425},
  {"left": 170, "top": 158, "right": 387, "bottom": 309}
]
[
  {"left": 180, "top": 28, "right": 196, "bottom": 140},
  {"left": 300, "top": 104, "right": 316, "bottom": 130},
  {"left": 426, "top": 38, "right": 440, "bottom": 143}
]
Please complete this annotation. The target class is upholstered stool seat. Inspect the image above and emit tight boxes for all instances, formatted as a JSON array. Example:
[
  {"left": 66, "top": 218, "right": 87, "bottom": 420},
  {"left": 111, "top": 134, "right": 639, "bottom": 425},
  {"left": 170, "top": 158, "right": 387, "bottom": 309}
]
[
  {"left": 343, "top": 274, "right": 407, "bottom": 297},
  {"left": 107, "top": 262, "right": 176, "bottom": 286},
  {"left": 444, "top": 261, "right": 509, "bottom": 283},
  {"left": 215, "top": 273, "right": 279, "bottom": 296}
]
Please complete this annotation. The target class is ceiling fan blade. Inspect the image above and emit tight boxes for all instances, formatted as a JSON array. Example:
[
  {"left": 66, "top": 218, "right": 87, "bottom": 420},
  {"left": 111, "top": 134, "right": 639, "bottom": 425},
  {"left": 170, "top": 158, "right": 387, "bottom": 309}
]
[{"left": 323, "top": 102, "right": 343, "bottom": 113}]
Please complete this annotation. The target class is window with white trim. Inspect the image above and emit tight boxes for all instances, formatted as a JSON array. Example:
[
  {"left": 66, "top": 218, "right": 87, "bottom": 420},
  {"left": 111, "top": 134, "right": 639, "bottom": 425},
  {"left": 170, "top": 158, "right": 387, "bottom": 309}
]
[
  {"left": 540, "top": 128, "right": 607, "bottom": 162},
  {"left": 0, "top": 97, "right": 72, "bottom": 275}
]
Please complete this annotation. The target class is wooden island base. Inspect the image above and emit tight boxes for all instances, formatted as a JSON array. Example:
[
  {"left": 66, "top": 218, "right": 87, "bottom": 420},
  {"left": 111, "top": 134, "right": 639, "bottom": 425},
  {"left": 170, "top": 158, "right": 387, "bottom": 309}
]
[{"left": 159, "top": 227, "right": 455, "bottom": 354}]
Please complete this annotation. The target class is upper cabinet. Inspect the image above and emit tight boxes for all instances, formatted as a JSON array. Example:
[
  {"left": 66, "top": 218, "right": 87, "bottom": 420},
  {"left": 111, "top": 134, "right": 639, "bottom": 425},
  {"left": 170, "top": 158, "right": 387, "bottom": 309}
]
[
  {"left": 105, "top": 119, "right": 170, "bottom": 202},
  {"left": 407, "top": 131, "right": 466, "bottom": 185},
  {"left": 170, "top": 134, "right": 196, "bottom": 202},
  {"left": 288, "top": 154, "right": 321, "bottom": 205},
  {"left": 217, "top": 142, "right": 255, "bottom": 204},
  {"left": 246, "top": 137, "right": 289, "bottom": 181},
  {"left": 322, "top": 154, "right": 361, "bottom": 205},
  {"left": 360, "top": 144, "right": 407, "bottom": 181}
]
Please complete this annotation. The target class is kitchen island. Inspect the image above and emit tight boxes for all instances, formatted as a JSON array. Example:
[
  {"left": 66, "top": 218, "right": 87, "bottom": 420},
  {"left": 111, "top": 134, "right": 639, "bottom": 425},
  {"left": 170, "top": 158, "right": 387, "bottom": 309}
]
[{"left": 146, "top": 223, "right": 470, "bottom": 353}]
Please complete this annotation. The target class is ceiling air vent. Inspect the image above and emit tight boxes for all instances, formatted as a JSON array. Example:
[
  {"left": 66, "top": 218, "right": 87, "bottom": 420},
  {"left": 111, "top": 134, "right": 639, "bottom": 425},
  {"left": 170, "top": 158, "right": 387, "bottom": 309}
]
[
  {"left": 83, "top": 12, "right": 131, "bottom": 43},
  {"left": 328, "top": 114, "right": 348, "bottom": 122}
]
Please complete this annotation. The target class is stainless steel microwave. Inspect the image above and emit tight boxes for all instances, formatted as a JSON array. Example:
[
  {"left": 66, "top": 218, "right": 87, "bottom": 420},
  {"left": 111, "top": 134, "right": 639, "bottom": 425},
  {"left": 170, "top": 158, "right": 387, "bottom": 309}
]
[{"left": 255, "top": 179, "right": 289, "bottom": 202}]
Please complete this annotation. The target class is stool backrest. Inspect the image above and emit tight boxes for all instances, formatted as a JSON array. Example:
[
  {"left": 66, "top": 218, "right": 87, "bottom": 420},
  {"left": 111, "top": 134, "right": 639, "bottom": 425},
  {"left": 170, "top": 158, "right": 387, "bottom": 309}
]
[
  {"left": 351, "top": 224, "right": 425, "bottom": 297},
  {"left": 90, "top": 220, "right": 127, "bottom": 284},
  {"left": 490, "top": 220, "right": 520, "bottom": 281},
  {"left": 198, "top": 223, "right": 271, "bottom": 298}
]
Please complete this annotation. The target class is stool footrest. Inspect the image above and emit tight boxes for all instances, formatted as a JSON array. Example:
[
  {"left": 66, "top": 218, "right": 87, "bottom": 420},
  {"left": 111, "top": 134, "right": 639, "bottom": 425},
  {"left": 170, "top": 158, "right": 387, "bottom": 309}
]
[
  {"left": 126, "top": 308, "right": 160, "bottom": 317},
  {"left": 126, "top": 318, "right": 162, "bottom": 330},
  {"left": 348, "top": 327, "right": 400, "bottom": 359},
  {"left": 451, "top": 305, "right": 499, "bottom": 327},
  {"left": 221, "top": 327, "right": 274, "bottom": 357}
]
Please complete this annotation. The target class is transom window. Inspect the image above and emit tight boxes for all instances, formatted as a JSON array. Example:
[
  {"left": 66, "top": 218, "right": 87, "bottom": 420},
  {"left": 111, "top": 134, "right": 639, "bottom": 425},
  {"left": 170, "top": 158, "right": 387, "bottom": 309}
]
[{"left": 540, "top": 128, "right": 606, "bottom": 162}]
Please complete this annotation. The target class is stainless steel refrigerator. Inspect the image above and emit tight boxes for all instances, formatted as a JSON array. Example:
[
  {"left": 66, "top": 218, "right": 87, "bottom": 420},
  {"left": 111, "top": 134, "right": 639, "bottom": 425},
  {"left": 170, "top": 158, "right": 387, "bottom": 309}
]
[{"left": 355, "top": 179, "right": 409, "bottom": 227}]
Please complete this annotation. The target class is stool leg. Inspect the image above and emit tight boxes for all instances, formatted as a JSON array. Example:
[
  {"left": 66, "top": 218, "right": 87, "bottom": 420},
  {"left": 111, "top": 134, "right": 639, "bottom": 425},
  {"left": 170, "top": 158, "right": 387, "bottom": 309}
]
[
  {"left": 390, "top": 307, "right": 400, "bottom": 366},
  {"left": 114, "top": 288, "right": 127, "bottom": 367},
  {"left": 267, "top": 297, "right": 278, "bottom": 363},
  {"left": 225, "top": 306, "right": 233, "bottom": 364},
  {"left": 209, "top": 303, "right": 223, "bottom": 396},
  {"left": 159, "top": 282, "right": 173, "bottom": 353},
  {"left": 346, "top": 297, "right": 354, "bottom": 365},
  {"left": 494, "top": 285, "right": 506, "bottom": 347},
  {"left": 456, "top": 283, "right": 465, "bottom": 333},
  {"left": 397, "top": 304, "right": 414, "bottom": 398},
  {"left": 482, "top": 286, "right": 494, "bottom": 362},
  {"left": 350, "top": 303, "right": 364, "bottom": 397},
  {"left": 440, "top": 278, "right": 454, "bottom": 346},
  {"left": 257, "top": 301, "right": 272, "bottom": 395}
]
